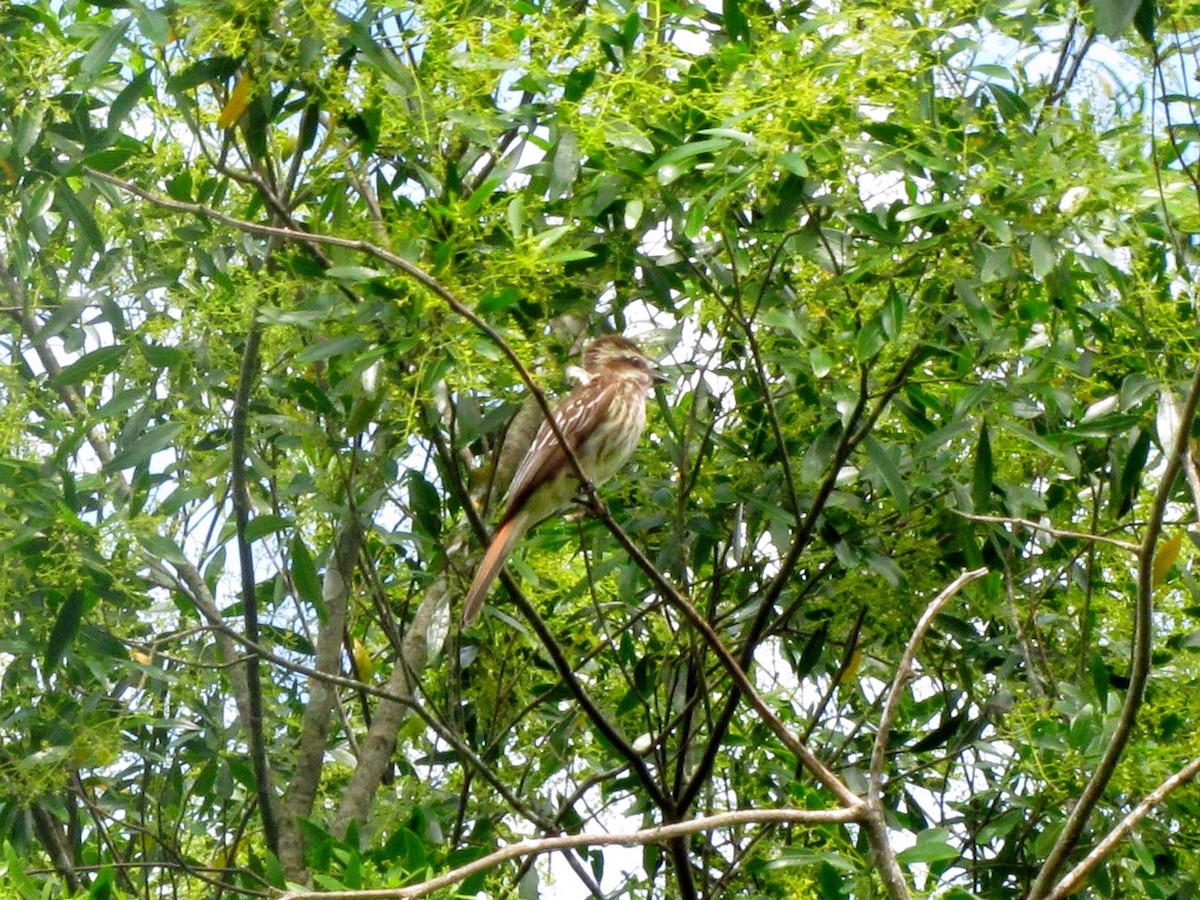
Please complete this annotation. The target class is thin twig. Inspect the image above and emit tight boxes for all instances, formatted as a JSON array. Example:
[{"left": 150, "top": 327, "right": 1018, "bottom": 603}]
[
  {"left": 954, "top": 511, "right": 1139, "bottom": 553},
  {"left": 83, "top": 167, "right": 596, "bottom": 510}
]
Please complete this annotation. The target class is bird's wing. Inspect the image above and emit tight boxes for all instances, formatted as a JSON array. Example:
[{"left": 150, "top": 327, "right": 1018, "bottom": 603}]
[{"left": 503, "top": 377, "right": 619, "bottom": 520}]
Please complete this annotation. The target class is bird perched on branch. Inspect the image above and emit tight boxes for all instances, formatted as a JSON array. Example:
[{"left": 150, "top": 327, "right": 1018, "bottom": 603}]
[{"left": 463, "top": 335, "right": 666, "bottom": 625}]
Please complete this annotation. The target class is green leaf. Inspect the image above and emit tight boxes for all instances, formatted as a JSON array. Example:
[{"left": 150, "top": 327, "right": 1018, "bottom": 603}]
[
  {"left": 897, "top": 828, "right": 959, "bottom": 865},
  {"left": 478, "top": 285, "right": 522, "bottom": 313},
  {"left": 1091, "top": 652, "right": 1110, "bottom": 709},
  {"left": 895, "top": 200, "right": 959, "bottom": 223},
  {"left": 87, "top": 866, "right": 116, "bottom": 900},
  {"left": 408, "top": 471, "right": 441, "bottom": 538},
  {"left": 548, "top": 129, "right": 580, "bottom": 200},
  {"left": 291, "top": 535, "right": 325, "bottom": 617},
  {"left": 653, "top": 138, "right": 731, "bottom": 184},
  {"left": 79, "top": 19, "right": 130, "bottom": 79},
  {"left": 245, "top": 514, "right": 292, "bottom": 543},
  {"left": 865, "top": 437, "right": 910, "bottom": 515},
  {"left": 167, "top": 56, "right": 240, "bottom": 91},
  {"left": 974, "top": 207, "right": 1012, "bottom": 242},
  {"left": 295, "top": 334, "right": 367, "bottom": 364},
  {"left": 1115, "top": 427, "right": 1151, "bottom": 518},
  {"left": 545, "top": 249, "right": 596, "bottom": 264},
  {"left": 49, "top": 346, "right": 125, "bottom": 387},
  {"left": 107, "top": 68, "right": 152, "bottom": 136},
  {"left": 1134, "top": 0, "right": 1156, "bottom": 43},
  {"left": 1093, "top": 0, "right": 1142, "bottom": 37},
  {"left": 605, "top": 122, "right": 654, "bottom": 154},
  {"left": 138, "top": 533, "right": 189, "bottom": 567},
  {"left": 972, "top": 423, "right": 993, "bottom": 512},
  {"left": 777, "top": 152, "right": 808, "bottom": 177},
  {"left": 54, "top": 181, "right": 105, "bottom": 254},
  {"left": 45, "top": 589, "right": 86, "bottom": 673},
  {"left": 325, "top": 265, "right": 382, "bottom": 283},
  {"left": 795, "top": 622, "right": 828, "bottom": 678},
  {"left": 724, "top": 0, "right": 749, "bottom": 42},
  {"left": 105, "top": 421, "right": 185, "bottom": 471},
  {"left": 1030, "top": 234, "right": 1055, "bottom": 280}
]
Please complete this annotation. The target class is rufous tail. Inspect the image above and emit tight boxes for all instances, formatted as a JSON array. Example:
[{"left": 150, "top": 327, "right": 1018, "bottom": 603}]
[{"left": 462, "top": 512, "right": 528, "bottom": 625}]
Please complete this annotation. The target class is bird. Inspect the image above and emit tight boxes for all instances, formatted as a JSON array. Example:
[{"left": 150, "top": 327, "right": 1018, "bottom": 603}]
[{"left": 462, "top": 335, "right": 665, "bottom": 625}]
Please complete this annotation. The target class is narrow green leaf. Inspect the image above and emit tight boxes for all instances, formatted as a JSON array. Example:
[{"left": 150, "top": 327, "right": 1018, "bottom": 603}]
[
  {"left": 244, "top": 514, "right": 292, "bottom": 543},
  {"left": 1119, "top": 373, "right": 1158, "bottom": 410},
  {"left": 795, "top": 622, "right": 828, "bottom": 678},
  {"left": 895, "top": 200, "right": 959, "bottom": 223},
  {"left": 86, "top": 865, "right": 115, "bottom": 900},
  {"left": 605, "top": 122, "right": 654, "bottom": 154},
  {"left": 49, "top": 346, "right": 125, "bottom": 387},
  {"left": 45, "top": 589, "right": 86, "bottom": 673},
  {"left": 653, "top": 138, "right": 731, "bottom": 171},
  {"left": 79, "top": 20, "right": 130, "bottom": 79},
  {"left": 972, "top": 423, "right": 993, "bottom": 512},
  {"left": 478, "top": 286, "right": 522, "bottom": 313},
  {"left": 777, "top": 152, "right": 808, "bottom": 176},
  {"left": 1115, "top": 427, "right": 1151, "bottom": 518},
  {"left": 138, "top": 533, "right": 188, "bottom": 567},
  {"left": 54, "top": 181, "right": 105, "bottom": 253},
  {"left": 295, "top": 334, "right": 367, "bottom": 364},
  {"left": 408, "top": 471, "right": 441, "bottom": 538},
  {"left": 167, "top": 56, "right": 240, "bottom": 91},
  {"left": 865, "top": 436, "right": 910, "bottom": 515},
  {"left": 325, "top": 265, "right": 381, "bottom": 283},
  {"left": 1134, "top": 0, "right": 1156, "bottom": 43},
  {"left": 108, "top": 68, "right": 152, "bottom": 136},
  {"left": 291, "top": 535, "right": 324, "bottom": 613},
  {"left": 1030, "top": 234, "right": 1055, "bottom": 280},
  {"left": 106, "top": 421, "right": 185, "bottom": 471},
  {"left": 548, "top": 129, "right": 580, "bottom": 200},
  {"left": 724, "top": 0, "right": 749, "bottom": 41},
  {"left": 1091, "top": 652, "right": 1109, "bottom": 709}
]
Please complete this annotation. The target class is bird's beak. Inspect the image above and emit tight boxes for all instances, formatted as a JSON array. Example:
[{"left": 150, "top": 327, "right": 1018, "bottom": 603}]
[{"left": 652, "top": 365, "right": 672, "bottom": 385}]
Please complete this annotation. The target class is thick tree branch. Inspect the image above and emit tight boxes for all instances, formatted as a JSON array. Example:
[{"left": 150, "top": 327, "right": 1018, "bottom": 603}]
[{"left": 280, "top": 523, "right": 360, "bottom": 877}]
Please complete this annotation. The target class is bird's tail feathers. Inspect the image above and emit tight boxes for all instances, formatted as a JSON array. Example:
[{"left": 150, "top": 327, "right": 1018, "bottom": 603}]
[{"left": 462, "top": 512, "right": 528, "bottom": 626}]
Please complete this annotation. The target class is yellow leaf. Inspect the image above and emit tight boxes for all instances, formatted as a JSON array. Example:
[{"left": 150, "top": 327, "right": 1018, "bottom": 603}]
[
  {"left": 218, "top": 72, "right": 251, "bottom": 129},
  {"left": 837, "top": 648, "right": 862, "bottom": 685},
  {"left": 1152, "top": 532, "right": 1183, "bottom": 587},
  {"left": 352, "top": 638, "right": 374, "bottom": 681}
]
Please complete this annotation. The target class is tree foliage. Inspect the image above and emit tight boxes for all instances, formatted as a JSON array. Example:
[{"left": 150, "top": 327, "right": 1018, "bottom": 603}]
[{"left": 2, "top": 0, "right": 1200, "bottom": 898}]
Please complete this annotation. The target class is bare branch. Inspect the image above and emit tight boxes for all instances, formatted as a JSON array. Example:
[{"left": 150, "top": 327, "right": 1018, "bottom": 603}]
[
  {"left": 954, "top": 511, "right": 1139, "bottom": 553},
  {"left": 1029, "top": 356, "right": 1200, "bottom": 897},
  {"left": 1047, "top": 755, "right": 1200, "bottom": 900},
  {"left": 280, "top": 808, "right": 866, "bottom": 900},
  {"left": 867, "top": 567, "right": 988, "bottom": 900}
]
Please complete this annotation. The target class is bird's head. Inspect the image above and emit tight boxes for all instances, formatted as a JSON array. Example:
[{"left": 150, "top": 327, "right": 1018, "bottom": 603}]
[{"left": 582, "top": 335, "right": 668, "bottom": 382}]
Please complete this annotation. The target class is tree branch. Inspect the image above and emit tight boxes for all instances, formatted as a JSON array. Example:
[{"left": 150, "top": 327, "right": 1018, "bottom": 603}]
[
  {"left": 1029, "top": 367, "right": 1200, "bottom": 898},
  {"left": 866, "top": 568, "right": 988, "bottom": 899},
  {"left": 280, "top": 808, "right": 865, "bottom": 900},
  {"left": 954, "top": 511, "right": 1139, "bottom": 553},
  {"left": 1046, "top": 754, "right": 1200, "bottom": 899}
]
